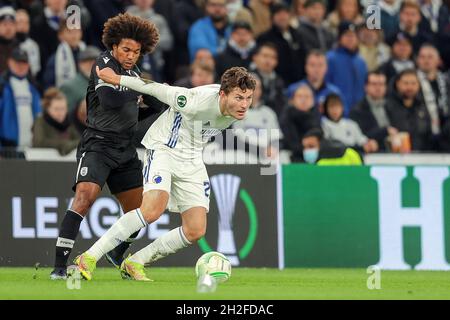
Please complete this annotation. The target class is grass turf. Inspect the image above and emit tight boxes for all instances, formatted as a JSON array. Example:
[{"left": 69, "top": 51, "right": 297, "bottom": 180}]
[{"left": 0, "top": 267, "right": 449, "bottom": 300}]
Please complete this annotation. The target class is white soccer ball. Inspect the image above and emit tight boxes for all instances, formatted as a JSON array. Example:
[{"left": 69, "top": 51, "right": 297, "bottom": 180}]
[{"left": 195, "top": 251, "right": 231, "bottom": 283}]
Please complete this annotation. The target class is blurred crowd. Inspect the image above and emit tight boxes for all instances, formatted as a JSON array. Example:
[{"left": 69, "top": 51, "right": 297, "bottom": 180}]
[{"left": 0, "top": 0, "right": 449, "bottom": 164}]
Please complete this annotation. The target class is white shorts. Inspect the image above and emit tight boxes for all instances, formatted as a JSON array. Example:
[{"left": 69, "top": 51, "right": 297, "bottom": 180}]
[{"left": 142, "top": 148, "right": 210, "bottom": 213}]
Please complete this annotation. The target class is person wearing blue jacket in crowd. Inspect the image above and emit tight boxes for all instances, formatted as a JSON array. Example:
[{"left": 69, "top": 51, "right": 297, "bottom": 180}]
[
  {"left": 286, "top": 50, "right": 342, "bottom": 108},
  {"left": 325, "top": 22, "right": 367, "bottom": 117},
  {"left": 0, "top": 47, "right": 41, "bottom": 147},
  {"left": 188, "top": 0, "right": 232, "bottom": 61}
]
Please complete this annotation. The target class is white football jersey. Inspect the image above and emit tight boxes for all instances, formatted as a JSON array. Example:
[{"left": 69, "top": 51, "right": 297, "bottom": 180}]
[{"left": 140, "top": 84, "right": 237, "bottom": 159}]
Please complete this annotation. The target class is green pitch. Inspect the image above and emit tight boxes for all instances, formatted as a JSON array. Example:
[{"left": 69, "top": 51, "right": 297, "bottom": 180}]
[{"left": 0, "top": 267, "right": 449, "bottom": 300}]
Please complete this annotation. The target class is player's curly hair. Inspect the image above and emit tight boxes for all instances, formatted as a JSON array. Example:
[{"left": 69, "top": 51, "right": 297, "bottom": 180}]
[
  {"left": 102, "top": 13, "right": 159, "bottom": 55},
  {"left": 220, "top": 67, "right": 257, "bottom": 95}
]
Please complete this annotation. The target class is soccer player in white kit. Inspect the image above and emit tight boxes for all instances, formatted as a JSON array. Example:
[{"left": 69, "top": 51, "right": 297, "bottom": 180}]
[{"left": 74, "top": 66, "right": 256, "bottom": 281}]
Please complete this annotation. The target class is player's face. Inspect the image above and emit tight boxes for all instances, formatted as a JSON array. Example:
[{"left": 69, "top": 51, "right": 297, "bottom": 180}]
[
  {"left": 113, "top": 39, "right": 142, "bottom": 70},
  {"left": 222, "top": 88, "right": 254, "bottom": 120}
]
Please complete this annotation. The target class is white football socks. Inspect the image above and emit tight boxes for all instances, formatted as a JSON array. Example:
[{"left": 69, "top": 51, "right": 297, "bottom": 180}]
[
  {"left": 130, "top": 227, "right": 191, "bottom": 265},
  {"left": 87, "top": 209, "right": 147, "bottom": 261}
]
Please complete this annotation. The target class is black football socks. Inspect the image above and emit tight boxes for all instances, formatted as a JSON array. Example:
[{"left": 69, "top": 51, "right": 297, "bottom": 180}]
[{"left": 54, "top": 210, "right": 84, "bottom": 269}]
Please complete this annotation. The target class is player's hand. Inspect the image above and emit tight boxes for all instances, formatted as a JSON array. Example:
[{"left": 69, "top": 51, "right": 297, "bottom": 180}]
[{"left": 96, "top": 66, "right": 121, "bottom": 86}]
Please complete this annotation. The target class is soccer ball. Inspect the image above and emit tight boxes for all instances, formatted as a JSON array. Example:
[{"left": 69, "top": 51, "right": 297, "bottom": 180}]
[{"left": 195, "top": 251, "right": 231, "bottom": 283}]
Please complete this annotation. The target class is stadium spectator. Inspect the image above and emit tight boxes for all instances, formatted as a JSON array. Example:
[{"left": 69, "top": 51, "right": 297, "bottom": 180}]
[
  {"left": 379, "top": 0, "right": 401, "bottom": 40},
  {"left": 350, "top": 71, "right": 399, "bottom": 151},
  {"left": 287, "top": 50, "right": 342, "bottom": 109},
  {"left": 290, "top": 0, "right": 307, "bottom": 29},
  {"left": 386, "top": 69, "right": 433, "bottom": 151},
  {"left": 232, "top": 74, "right": 282, "bottom": 158},
  {"left": 248, "top": 0, "right": 275, "bottom": 37},
  {"left": 324, "top": 0, "right": 364, "bottom": 37},
  {"left": 322, "top": 93, "right": 379, "bottom": 153},
  {"left": 416, "top": 44, "right": 450, "bottom": 149},
  {"left": 29, "top": 0, "right": 68, "bottom": 78},
  {"left": 60, "top": 46, "right": 100, "bottom": 112},
  {"left": 0, "top": 48, "right": 41, "bottom": 148},
  {"left": 72, "top": 98, "right": 87, "bottom": 135},
  {"left": 226, "top": 0, "right": 253, "bottom": 24},
  {"left": 0, "top": 6, "right": 17, "bottom": 74},
  {"left": 357, "top": 25, "right": 391, "bottom": 72},
  {"left": 295, "top": 0, "right": 335, "bottom": 53},
  {"left": 172, "top": 0, "right": 204, "bottom": 76},
  {"left": 15, "top": 9, "right": 41, "bottom": 78},
  {"left": 127, "top": 0, "right": 174, "bottom": 78},
  {"left": 389, "top": 0, "right": 434, "bottom": 54},
  {"left": 83, "top": 0, "right": 126, "bottom": 49},
  {"left": 248, "top": 43, "right": 286, "bottom": 117},
  {"left": 188, "top": 0, "right": 232, "bottom": 61},
  {"left": 419, "top": 0, "right": 442, "bottom": 35},
  {"left": 32, "top": 88, "right": 79, "bottom": 155},
  {"left": 257, "top": 3, "right": 306, "bottom": 85},
  {"left": 325, "top": 22, "right": 367, "bottom": 117},
  {"left": 215, "top": 21, "right": 256, "bottom": 78},
  {"left": 437, "top": 0, "right": 450, "bottom": 70},
  {"left": 174, "top": 61, "right": 215, "bottom": 88},
  {"left": 43, "top": 19, "right": 85, "bottom": 89},
  {"left": 194, "top": 48, "right": 216, "bottom": 70},
  {"left": 380, "top": 32, "right": 415, "bottom": 83},
  {"left": 298, "top": 127, "right": 363, "bottom": 164},
  {"left": 280, "top": 83, "right": 321, "bottom": 160}
]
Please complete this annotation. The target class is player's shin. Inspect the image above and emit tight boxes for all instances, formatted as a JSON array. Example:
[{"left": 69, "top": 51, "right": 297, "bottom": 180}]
[
  {"left": 54, "top": 210, "right": 84, "bottom": 269},
  {"left": 129, "top": 227, "right": 192, "bottom": 265},
  {"left": 105, "top": 230, "right": 140, "bottom": 266},
  {"left": 87, "top": 209, "right": 146, "bottom": 260}
]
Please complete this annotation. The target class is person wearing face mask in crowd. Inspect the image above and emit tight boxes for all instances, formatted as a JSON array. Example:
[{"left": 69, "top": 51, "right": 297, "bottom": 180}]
[
  {"left": 280, "top": 84, "right": 320, "bottom": 161},
  {"left": 299, "top": 127, "right": 363, "bottom": 165},
  {"left": 32, "top": 88, "right": 80, "bottom": 155}
]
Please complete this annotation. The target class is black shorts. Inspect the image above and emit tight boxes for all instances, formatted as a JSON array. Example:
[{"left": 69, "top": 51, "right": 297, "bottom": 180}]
[{"left": 72, "top": 129, "right": 143, "bottom": 194}]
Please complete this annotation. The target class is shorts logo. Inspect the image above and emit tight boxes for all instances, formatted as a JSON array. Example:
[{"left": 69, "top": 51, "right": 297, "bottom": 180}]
[
  {"left": 80, "top": 167, "right": 88, "bottom": 177},
  {"left": 152, "top": 175, "right": 162, "bottom": 184},
  {"left": 177, "top": 95, "right": 187, "bottom": 108}
]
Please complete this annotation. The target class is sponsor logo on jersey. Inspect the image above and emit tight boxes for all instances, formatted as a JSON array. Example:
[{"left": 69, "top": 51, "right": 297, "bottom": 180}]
[
  {"left": 177, "top": 95, "right": 187, "bottom": 108},
  {"left": 103, "top": 57, "right": 110, "bottom": 64}
]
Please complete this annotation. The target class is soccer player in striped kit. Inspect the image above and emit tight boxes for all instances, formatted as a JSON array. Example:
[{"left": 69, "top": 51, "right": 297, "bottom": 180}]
[{"left": 74, "top": 66, "right": 256, "bottom": 281}]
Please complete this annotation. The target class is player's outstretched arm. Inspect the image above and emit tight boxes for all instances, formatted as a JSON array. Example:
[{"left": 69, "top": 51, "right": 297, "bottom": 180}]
[{"left": 96, "top": 66, "right": 185, "bottom": 107}]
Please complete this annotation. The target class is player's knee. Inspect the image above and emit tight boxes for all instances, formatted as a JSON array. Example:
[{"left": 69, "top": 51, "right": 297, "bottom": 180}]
[
  {"left": 183, "top": 226, "right": 206, "bottom": 243},
  {"left": 71, "top": 194, "right": 94, "bottom": 215},
  {"left": 140, "top": 206, "right": 163, "bottom": 223},
  {"left": 72, "top": 190, "right": 96, "bottom": 214}
]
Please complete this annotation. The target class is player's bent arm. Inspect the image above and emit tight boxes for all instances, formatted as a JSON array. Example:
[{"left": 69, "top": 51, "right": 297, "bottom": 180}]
[{"left": 120, "top": 76, "right": 189, "bottom": 108}]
